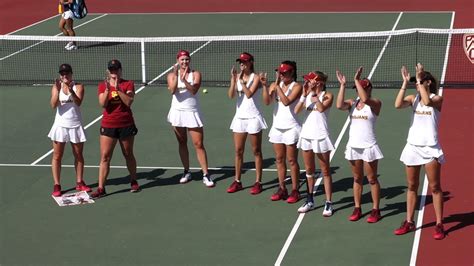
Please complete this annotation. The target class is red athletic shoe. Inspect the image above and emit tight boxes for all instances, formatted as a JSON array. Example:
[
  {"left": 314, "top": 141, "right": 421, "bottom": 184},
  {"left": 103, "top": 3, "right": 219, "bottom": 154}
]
[
  {"left": 394, "top": 220, "right": 416, "bottom": 235},
  {"left": 286, "top": 189, "right": 300, "bottom": 204},
  {"left": 130, "top": 179, "right": 140, "bottom": 193},
  {"left": 349, "top": 207, "right": 362, "bottom": 221},
  {"left": 52, "top": 184, "right": 62, "bottom": 197},
  {"left": 250, "top": 182, "right": 262, "bottom": 195},
  {"left": 75, "top": 181, "right": 91, "bottom": 192},
  {"left": 433, "top": 223, "right": 446, "bottom": 240},
  {"left": 270, "top": 187, "right": 288, "bottom": 201},
  {"left": 90, "top": 187, "right": 106, "bottom": 199},
  {"left": 366, "top": 209, "right": 382, "bottom": 223},
  {"left": 227, "top": 180, "right": 243, "bottom": 193}
]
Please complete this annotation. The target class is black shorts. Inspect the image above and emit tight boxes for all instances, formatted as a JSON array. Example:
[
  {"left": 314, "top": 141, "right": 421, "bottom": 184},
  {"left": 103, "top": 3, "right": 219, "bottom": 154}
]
[{"left": 100, "top": 125, "right": 138, "bottom": 139}]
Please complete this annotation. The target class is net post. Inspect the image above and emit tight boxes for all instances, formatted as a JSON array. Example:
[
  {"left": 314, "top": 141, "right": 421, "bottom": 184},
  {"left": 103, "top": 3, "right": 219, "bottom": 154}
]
[{"left": 140, "top": 39, "right": 146, "bottom": 84}]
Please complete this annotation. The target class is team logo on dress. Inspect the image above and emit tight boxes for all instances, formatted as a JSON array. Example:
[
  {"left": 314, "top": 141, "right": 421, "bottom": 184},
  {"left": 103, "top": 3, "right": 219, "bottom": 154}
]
[{"left": 463, "top": 34, "right": 474, "bottom": 64}]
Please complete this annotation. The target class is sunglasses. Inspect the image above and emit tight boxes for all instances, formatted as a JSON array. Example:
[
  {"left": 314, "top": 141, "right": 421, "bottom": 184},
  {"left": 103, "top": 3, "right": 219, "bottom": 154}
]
[{"left": 59, "top": 71, "right": 71, "bottom": 76}]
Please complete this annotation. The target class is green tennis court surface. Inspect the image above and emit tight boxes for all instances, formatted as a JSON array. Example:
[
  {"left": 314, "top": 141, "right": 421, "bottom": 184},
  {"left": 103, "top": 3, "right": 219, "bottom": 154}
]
[{"left": 0, "top": 12, "right": 455, "bottom": 265}]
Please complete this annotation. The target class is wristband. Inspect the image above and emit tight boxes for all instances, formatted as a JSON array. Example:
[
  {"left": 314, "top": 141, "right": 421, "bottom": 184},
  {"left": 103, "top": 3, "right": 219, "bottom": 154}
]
[{"left": 299, "top": 95, "right": 306, "bottom": 103}]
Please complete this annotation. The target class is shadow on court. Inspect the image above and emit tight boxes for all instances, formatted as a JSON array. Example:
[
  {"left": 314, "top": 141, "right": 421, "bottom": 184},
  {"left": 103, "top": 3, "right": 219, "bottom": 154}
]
[{"left": 419, "top": 211, "right": 474, "bottom": 235}]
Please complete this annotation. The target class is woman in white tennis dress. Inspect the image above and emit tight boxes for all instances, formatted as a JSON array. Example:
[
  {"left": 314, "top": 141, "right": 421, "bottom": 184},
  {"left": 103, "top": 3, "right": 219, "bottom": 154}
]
[
  {"left": 336, "top": 67, "right": 383, "bottom": 224},
  {"left": 263, "top": 61, "right": 302, "bottom": 204},
  {"left": 48, "top": 63, "right": 90, "bottom": 197},
  {"left": 226, "top": 52, "right": 267, "bottom": 195},
  {"left": 394, "top": 64, "right": 446, "bottom": 240},
  {"left": 294, "top": 71, "right": 335, "bottom": 216},
  {"left": 167, "top": 50, "right": 214, "bottom": 188}
]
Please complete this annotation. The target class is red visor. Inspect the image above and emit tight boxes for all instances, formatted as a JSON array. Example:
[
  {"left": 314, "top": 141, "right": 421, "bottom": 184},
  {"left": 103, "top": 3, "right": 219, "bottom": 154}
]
[
  {"left": 276, "top": 63, "right": 293, "bottom": 73},
  {"left": 176, "top": 50, "right": 190, "bottom": 59},
  {"left": 236, "top": 53, "right": 253, "bottom": 62}
]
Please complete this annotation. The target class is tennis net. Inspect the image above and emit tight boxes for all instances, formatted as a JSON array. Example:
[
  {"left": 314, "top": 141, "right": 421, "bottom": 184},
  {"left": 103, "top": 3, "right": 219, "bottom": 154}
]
[{"left": 1, "top": 28, "right": 473, "bottom": 87}]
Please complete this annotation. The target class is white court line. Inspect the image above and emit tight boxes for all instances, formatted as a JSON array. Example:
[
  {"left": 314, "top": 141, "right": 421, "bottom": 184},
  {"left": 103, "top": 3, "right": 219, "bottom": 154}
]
[
  {"left": 409, "top": 11, "right": 454, "bottom": 266},
  {"left": 0, "top": 14, "right": 108, "bottom": 61},
  {"left": 30, "top": 40, "right": 213, "bottom": 166},
  {"left": 0, "top": 163, "right": 279, "bottom": 172},
  {"left": 5, "top": 15, "right": 60, "bottom": 35},
  {"left": 274, "top": 12, "right": 404, "bottom": 266}
]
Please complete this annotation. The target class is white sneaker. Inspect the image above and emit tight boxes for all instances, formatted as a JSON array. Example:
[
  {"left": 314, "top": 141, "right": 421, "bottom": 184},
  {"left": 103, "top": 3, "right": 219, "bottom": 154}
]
[
  {"left": 66, "top": 44, "right": 78, "bottom": 51},
  {"left": 297, "top": 201, "right": 315, "bottom": 213},
  {"left": 65, "top": 42, "right": 73, "bottom": 49},
  {"left": 202, "top": 175, "right": 214, "bottom": 187},
  {"left": 322, "top": 201, "right": 333, "bottom": 217},
  {"left": 179, "top": 172, "right": 192, "bottom": 184}
]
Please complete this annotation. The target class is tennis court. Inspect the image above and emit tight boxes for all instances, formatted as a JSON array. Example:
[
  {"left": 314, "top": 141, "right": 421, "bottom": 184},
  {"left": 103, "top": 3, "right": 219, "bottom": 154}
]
[{"left": 1, "top": 9, "right": 473, "bottom": 266}]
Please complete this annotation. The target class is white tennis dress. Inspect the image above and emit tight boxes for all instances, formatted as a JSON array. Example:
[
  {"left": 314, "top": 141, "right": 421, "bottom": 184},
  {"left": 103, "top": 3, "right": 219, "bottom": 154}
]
[
  {"left": 167, "top": 70, "right": 204, "bottom": 128},
  {"left": 229, "top": 73, "right": 267, "bottom": 134},
  {"left": 344, "top": 100, "right": 383, "bottom": 162},
  {"left": 48, "top": 82, "right": 86, "bottom": 143},
  {"left": 297, "top": 91, "right": 334, "bottom": 153},
  {"left": 400, "top": 93, "right": 445, "bottom": 165},
  {"left": 268, "top": 81, "right": 301, "bottom": 145}
]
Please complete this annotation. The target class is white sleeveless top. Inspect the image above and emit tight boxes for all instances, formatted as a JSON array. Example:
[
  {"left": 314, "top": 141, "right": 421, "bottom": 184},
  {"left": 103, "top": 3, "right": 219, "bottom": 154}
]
[
  {"left": 300, "top": 91, "right": 330, "bottom": 140},
  {"left": 171, "top": 70, "right": 199, "bottom": 112},
  {"left": 54, "top": 82, "right": 82, "bottom": 128},
  {"left": 272, "top": 81, "right": 300, "bottom": 129},
  {"left": 407, "top": 94, "right": 440, "bottom": 146},
  {"left": 235, "top": 73, "right": 262, "bottom": 119},
  {"left": 347, "top": 100, "right": 378, "bottom": 148}
]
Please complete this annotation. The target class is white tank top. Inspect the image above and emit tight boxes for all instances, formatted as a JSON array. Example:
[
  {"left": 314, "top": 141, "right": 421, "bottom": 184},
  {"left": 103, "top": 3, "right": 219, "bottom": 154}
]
[
  {"left": 54, "top": 82, "right": 83, "bottom": 128},
  {"left": 347, "top": 100, "right": 378, "bottom": 148},
  {"left": 235, "top": 73, "right": 262, "bottom": 119},
  {"left": 272, "top": 81, "right": 300, "bottom": 129},
  {"left": 171, "top": 70, "right": 199, "bottom": 112},
  {"left": 407, "top": 94, "right": 440, "bottom": 146},
  {"left": 300, "top": 91, "right": 330, "bottom": 140}
]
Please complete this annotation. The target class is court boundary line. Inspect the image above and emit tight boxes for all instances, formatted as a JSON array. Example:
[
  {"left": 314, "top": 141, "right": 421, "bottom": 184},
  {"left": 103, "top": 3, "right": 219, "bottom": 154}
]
[
  {"left": 0, "top": 14, "right": 108, "bottom": 62},
  {"left": 0, "top": 163, "right": 279, "bottom": 171},
  {"left": 88, "top": 11, "right": 454, "bottom": 15},
  {"left": 30, "top": 40, "right": 213, "bottom": 166},
  {"left": 274, "top": 12, "right": 404, "bottom": 266},
  {"left": 5, "top": 14, "right": 60, "bottom": 35},
  {"left": 409, "top": 11, "right": 454, "bottom": 266}
]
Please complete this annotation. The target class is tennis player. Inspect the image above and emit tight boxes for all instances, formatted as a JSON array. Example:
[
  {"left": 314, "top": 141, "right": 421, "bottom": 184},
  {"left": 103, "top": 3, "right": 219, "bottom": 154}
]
[
  {"left": 336, "top": 67, "right": 383, "bottom": 223},
  {"left": 167, "top": 50, "right": 214, "bottom": 188},
  {"left": 90, "top": 59, "right": 140, "bottom": 198},
  {"left": 226, "top": 52, "right": 267, "bottom": 194},
  {"left": 294, "top": 71, "right": 335, "bottom": 216},
  {"left": 394, "top": 64, "right": 446, "bottom": 240},
  {"left": 58, "top": 0, "right": 77, "bottom": 50},
  {"left": 49, "top": 63, "right": 90, "bottom": 197},
  {"left": 263, "top": 61, "right": 302, "bottom": 203}
]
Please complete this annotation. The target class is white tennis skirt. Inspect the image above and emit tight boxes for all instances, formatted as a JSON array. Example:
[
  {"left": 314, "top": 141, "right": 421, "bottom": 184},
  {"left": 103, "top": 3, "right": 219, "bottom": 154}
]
[
  {"left": 400, "top": 142, "right": 445, "bottom": 166},
  {"left": 345, "top": 144, "right": 383, "bottom": 162},
  {"left": 167, "top": 109, "right": 203, "bottom": 128},
  {"left": 268, "top": 125, "right": 301, "bottom": 145},
  {"left": 62, "top": 10, "right": 74, "bottom": 20},
  {"left": 230, "top": 115, "right": 267, "bottom": 134},
  {"left": 48, "top": 124, "right": 86, "bottom": 143},
  {"left": 297, "top": 136, "right": 335, "bottom": 154}
]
